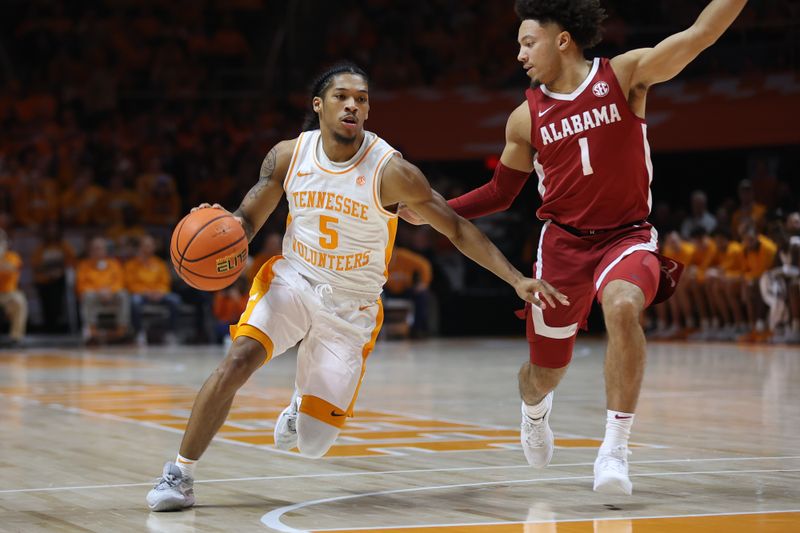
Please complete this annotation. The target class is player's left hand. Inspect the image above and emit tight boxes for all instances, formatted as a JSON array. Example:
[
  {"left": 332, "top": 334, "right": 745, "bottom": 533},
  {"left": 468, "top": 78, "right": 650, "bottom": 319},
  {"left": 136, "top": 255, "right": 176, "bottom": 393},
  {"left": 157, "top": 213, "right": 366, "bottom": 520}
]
[{"left": 513, "top": 277, "right": 570, "bottom": 309}]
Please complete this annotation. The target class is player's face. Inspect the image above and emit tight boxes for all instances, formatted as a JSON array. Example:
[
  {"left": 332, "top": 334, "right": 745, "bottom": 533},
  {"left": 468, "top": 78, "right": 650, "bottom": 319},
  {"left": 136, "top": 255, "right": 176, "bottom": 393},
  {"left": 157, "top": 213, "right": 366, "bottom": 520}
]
[
  {"left": 315, "top": 74, "right": 370, "bottom": 144},
  {"left": 517, "top": 20, "right": 562, "bottom": 87}
]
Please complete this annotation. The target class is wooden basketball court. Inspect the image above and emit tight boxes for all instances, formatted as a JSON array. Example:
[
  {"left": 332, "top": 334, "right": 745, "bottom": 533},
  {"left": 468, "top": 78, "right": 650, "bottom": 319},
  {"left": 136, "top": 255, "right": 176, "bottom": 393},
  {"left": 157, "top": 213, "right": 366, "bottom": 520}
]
[{"left": 1, "top": 337, "right": 798, "bottom": 532}]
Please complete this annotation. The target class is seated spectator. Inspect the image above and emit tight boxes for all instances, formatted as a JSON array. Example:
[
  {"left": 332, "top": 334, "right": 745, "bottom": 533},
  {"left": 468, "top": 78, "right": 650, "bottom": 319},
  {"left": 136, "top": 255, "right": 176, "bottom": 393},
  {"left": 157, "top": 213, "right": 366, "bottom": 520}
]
[
  {"left": 247, "top": 231, "right": 282, "bottom": 283},
  {"left": 680, "top": 190, "right": 717, "bottom": 239},
  {"left": 0, "top": 229, "right": 27, "bottom": 345},
  {"left": 31, "top": 222, "right": 76, "bottom": 333},
  {"left": 686, "top": 227, "right": 720, "bottom": 340},
  {"left": 60, "top": 166, "right": 106, "bottom": 227},
  {"left": 652, "top": 232, "right": 695, "bottom": 339},
  {"left": 212, "top": 276, "right": 249, "bottom": 345},
  {"left": 739, "top": 221, "right": 778, "bottom": 342},
  {"left": 706, "top": 228, "right": 747, "bottom": 340},
  {"left": 76, "top": 236, "right": 129, "bottom": 343},
  {"left": 124, "top": 235, "right": 182, "bottom": 346},
  {"left": 100, "top": 172, "right": 140, "bottom": 226},
  {"left": 141, "top": 173, "right": 181, "bottom": 227},
  {"left": 763, "top": 212, "right": 800, "bottom": 344},
  {"left": 106, "top": 204, "right": 147, "bottom": 251},
  {"left": 731, "top": 179, "right": 767, "bottom": 238},
  {"left": 14, "top": 165, "right": 59, "bottom": 229},
  {"left": 385, "top": 246, "right": 433, "bottom": 338}
]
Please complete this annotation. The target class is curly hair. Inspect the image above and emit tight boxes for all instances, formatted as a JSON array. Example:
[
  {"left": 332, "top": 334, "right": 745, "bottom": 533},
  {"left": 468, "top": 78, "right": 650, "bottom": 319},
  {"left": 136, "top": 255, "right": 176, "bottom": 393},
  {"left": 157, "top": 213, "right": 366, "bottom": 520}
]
[
  {"left": 514, "top": 0, "right": 607, "bottom": 49},
  {"left": 302, "top": 63, "right": 369, "bottom": 131}
]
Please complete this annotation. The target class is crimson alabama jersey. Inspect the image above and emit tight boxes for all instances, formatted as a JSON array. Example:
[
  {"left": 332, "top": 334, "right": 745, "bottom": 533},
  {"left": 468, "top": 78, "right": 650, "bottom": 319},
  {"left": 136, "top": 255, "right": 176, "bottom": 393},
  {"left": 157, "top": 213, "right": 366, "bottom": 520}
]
[{"left": 525, "top": 57, "right": 653, "bottom": 230}]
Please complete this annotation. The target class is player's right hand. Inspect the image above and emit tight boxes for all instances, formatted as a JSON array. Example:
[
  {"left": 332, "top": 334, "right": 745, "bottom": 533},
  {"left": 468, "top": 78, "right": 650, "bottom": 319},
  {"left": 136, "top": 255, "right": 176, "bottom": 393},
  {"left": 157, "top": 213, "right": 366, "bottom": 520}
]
[
  {"left": 513, "top": 277, "right": 570, "bottom": 310},
  {"left": 191, "top": 203, "right": 245, "bottom": 230},
  {"left": 397, "top": 202, "right": 426, "bottom": 225}
]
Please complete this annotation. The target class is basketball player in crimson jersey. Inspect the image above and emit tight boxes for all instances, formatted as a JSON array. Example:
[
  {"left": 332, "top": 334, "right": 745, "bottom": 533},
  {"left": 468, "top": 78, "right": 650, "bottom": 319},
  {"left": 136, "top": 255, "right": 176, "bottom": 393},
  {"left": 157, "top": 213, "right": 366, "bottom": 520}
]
[
  {"left": 146, "top": 64, "right": 568, "bottom": 512},
  {"left": 401, "top": 0, "right": 748, "bottom": 495}
]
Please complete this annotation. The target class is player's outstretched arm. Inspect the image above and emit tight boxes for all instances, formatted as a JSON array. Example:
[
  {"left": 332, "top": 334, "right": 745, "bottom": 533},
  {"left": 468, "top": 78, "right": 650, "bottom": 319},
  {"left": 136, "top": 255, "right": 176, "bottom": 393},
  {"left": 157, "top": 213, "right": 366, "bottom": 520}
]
[
  {"left": 614, "top": 0, "right": 747, "bottom": 89},
  {"left": 232, "top": 139, "right": 295, "bottom": 242},
  {"left": 398, "top": 104, "right": 534, "bottom": 225},
  {"left": 382, "top": 157, "right": 568, "bottom": 309}
]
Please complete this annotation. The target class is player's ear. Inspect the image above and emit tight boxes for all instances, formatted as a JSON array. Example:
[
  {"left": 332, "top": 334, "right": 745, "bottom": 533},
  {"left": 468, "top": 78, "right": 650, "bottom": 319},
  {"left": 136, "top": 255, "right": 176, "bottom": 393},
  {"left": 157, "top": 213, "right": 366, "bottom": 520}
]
[
  {"left": 557, "top": 31, "right": 571, "bottom": 51},
  {"left": 312, "top": 96, "right": 322, "bottom": 113}
]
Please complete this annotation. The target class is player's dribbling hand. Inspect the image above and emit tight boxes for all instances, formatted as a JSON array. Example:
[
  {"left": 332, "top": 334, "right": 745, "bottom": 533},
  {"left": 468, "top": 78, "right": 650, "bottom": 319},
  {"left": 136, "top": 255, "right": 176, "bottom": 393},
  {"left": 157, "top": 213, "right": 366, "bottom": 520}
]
[
  {"left": 513, "top": 278, "right": 570, "bottom": 309},
  {"left": 191, "top": 203, "right": 246, "bottom": 230},
  {"left": 397, "top": 202, "right": 425, "bottom": 225}
]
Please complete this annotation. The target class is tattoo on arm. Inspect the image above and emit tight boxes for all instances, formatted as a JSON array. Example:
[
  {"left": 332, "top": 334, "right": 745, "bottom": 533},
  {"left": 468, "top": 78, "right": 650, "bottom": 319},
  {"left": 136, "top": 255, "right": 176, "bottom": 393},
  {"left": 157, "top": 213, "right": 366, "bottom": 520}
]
[{"left": 236, "top": 147, "right": 278, "bottom": 242}]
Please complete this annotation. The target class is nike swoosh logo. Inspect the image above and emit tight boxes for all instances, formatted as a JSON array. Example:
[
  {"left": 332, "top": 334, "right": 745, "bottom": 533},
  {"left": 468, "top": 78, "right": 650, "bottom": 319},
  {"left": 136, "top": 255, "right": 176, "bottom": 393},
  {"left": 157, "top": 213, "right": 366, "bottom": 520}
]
[
  {"left": 358, "top": 305, "right": 372, "bottom": 311},
  {"left": 614, "top": 414, "right": 632, "bottom": 420},
  {"left": 330, "top": 410, "right": 346, "bottom": 417},
  {"left": 297, "top": 171, "right": 314, "bottom": 177},
  {"left": 249, "top": 294, "right": 258, "bottom": 302},
  {"left": 538, "top": 104, "right": 556, "bottom": 117}
]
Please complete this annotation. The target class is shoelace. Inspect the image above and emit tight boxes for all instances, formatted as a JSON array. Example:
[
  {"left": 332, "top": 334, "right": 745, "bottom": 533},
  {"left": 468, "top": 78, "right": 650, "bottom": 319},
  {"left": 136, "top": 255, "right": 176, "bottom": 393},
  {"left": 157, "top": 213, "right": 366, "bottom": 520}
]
[
  {"left": 154, "top": 472, "right": 180, "bottom": 490},
  {"left": 521, "top": 415, "right": 547, "bottom": 447},
  {"left": 597, "top": 446, "right": 631, "bottom": 474}
]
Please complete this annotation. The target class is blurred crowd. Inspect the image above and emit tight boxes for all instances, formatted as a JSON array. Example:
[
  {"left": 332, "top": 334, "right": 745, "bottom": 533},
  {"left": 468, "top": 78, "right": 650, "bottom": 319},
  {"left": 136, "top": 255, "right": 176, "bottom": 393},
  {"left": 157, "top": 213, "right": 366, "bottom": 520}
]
[{"left": 0, "top": 0, "right": 797, "bottom": 344}]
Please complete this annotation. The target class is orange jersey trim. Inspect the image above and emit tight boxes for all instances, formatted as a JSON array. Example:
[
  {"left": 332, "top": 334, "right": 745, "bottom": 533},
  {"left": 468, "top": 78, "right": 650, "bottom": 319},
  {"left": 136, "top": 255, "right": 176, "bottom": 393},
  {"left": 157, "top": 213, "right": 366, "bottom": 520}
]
[
  {"left": 313, "top": 136, "right": 380, "bottom": 175},
  {"left": 230, "top": 255, "right": 282, "bottom": 365}
]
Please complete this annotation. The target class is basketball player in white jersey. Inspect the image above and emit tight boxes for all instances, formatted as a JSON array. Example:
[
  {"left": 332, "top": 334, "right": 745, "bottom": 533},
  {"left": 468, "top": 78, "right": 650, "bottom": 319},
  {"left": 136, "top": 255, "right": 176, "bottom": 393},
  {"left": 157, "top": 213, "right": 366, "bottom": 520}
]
[{"left": 146, "top": 64, "right": 568, "bottom": 512}]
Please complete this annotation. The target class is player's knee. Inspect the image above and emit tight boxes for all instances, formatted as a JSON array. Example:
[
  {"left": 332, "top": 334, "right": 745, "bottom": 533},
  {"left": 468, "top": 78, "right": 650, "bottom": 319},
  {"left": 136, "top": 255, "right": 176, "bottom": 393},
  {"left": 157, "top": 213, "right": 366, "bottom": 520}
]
[
  {"left": 603, "top": 292, "right": 643, "bottom": 329},
  {"left": 219, "top": 337, "right": 265, "bottom": 382},
  {"left": 296, "top": 414, "right": 339, "bottom": 459}
]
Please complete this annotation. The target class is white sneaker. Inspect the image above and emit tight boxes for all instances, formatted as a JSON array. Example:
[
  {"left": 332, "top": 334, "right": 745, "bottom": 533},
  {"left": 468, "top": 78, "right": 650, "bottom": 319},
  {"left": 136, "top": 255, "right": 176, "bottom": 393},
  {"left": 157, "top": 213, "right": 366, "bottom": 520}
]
[
  {"left": 593, "top": 445, "right": 632, "bottom": 495},
  {"left": 146, "top": 462, "right": 195, "bottom": 511},
  {"left": 520, "top": 392, "right": 554, "bottom": 468},
  {"left": 274, "top": 390, "right": 300, "bottom": 450}
]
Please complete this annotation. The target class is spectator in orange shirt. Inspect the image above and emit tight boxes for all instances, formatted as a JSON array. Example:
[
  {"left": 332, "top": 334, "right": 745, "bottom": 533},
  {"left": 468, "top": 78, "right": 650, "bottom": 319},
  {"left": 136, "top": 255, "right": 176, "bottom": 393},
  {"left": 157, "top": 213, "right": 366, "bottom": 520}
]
[
  {"left": 739, "top": 221, "right": 778, "bottom": 342},
  {"left": 686, "top": 227, "right": 720, "bottom": 340},
  {"left": 652, "top": 232, "right": 695, "bottom": 339},
  {"left": 707, "top": 227, "right": 747, "bottom": 340},
  {"left": 124, "top": 235, "right": 182, "bottom": 346},
  {"left": 0, "top": 229, "right": 27, "bottom": 345},
  {"left": 31, "top": 222, "right": 76, "bottom": 333},
  {"left": 731, "top": 180, "right": 766, "bottom": 239},
  {"left": 15, "top": 164, "right": 59, "bottom": 229},
  {"left": 212, "top": 276, "right": 249, "bottom": 344},
  {"left": 60, "top": 166, "right": 106, "bottom": 227},
  {"left": 385, "top": 246, "right": 433, "bottom": 337},
  {"left": 141, "top": 173, "right": 181, "bottom": 227},
  {"left": 76, "top": 236, "right": 129, "bottom": 343}
]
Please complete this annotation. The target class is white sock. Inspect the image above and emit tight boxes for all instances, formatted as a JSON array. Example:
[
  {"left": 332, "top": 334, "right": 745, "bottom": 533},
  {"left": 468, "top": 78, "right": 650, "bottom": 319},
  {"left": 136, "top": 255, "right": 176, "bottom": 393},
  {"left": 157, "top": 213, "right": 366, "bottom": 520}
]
[
  {"left": 755, "top": 319, "right": 765, "bottom": 332},
  {"left": 175, "top": 454, "right": 197, "bottom": 479},
  {"left": 523, "top": 395, "right": 550, "bottom": 420},
  {"left": 600, "top": 410, "right": 634, "bottom": 453}
]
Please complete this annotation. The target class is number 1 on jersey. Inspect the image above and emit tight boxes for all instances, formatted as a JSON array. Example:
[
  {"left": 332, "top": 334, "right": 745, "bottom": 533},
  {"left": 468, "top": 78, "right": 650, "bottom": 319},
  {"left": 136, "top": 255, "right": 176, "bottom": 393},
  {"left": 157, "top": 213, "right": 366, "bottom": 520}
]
[
  {"left": 578, "top": 137, "right": 594, "bottom": 175},
  {"left": 319, "top": 215, "right": 339, "bottom": 250}
]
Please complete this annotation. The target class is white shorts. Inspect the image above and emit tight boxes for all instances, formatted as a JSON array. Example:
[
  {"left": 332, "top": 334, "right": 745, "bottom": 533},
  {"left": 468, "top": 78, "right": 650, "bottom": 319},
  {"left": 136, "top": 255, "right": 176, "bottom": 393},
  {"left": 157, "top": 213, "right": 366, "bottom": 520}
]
[{"left": 231, "top": 256, "right": 383, "bottom": 428}]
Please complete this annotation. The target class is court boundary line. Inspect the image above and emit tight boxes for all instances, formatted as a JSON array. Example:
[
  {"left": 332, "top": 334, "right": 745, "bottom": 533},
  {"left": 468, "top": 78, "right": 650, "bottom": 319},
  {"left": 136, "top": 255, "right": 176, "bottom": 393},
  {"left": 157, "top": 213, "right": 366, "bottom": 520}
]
[
  {"left": 299, "top": 509, "right": 800, "bottom": 532},
  {"left": 1, "top": 455, "right": 799, "bottom": 495},
  {"left": 260, "top": 468, "right": 800, "bottom": 532}
]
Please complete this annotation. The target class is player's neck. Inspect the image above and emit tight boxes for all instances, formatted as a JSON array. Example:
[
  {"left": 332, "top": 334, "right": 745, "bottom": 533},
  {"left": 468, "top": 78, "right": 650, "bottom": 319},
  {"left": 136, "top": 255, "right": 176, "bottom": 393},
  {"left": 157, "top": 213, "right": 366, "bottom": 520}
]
[
  {"left": 545, "top": 57, "right": 592, "bottom": 95},
  {"left": 319, "top": 130, "right": 365, "bottom": 163}
]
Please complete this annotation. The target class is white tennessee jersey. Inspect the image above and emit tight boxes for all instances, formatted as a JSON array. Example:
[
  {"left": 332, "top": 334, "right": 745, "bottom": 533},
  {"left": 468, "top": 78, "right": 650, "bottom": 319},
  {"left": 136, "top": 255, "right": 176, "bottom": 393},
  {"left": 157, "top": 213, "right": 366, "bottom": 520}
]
[{"left": 282, "top": 129, "right": 400, "bottom": 298}]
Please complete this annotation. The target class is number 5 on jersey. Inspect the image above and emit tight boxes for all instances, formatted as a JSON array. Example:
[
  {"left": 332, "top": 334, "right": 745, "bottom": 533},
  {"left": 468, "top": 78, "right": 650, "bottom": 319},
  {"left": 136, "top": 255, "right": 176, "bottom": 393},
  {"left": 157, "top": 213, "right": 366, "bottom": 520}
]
[{"left": 319, "top": 215, "right": 339, "bottom": 249}]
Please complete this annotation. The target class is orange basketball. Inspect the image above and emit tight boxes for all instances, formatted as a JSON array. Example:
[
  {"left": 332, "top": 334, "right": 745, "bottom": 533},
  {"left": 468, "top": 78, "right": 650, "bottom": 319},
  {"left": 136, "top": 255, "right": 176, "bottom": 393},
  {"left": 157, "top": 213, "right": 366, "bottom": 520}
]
[{"left": 170, "top": 208, "right": 248, "bottom": 291}]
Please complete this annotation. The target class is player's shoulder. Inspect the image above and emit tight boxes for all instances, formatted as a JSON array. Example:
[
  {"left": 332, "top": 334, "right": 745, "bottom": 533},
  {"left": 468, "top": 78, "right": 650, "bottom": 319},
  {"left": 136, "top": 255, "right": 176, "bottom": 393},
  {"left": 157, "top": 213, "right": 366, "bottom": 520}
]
[
  {"left": 610, "top": 49, "right": 651, "bottom": 90},
  {"left": 506, "top": 101, "right": 531, "bottom": 141}
]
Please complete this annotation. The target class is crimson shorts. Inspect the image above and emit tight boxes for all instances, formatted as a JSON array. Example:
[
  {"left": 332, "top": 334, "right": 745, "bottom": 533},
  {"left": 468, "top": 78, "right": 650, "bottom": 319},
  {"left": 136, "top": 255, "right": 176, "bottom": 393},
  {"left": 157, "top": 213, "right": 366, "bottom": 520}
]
[{"left": 522, "top": 221, "right": 673, "bottom": 369}]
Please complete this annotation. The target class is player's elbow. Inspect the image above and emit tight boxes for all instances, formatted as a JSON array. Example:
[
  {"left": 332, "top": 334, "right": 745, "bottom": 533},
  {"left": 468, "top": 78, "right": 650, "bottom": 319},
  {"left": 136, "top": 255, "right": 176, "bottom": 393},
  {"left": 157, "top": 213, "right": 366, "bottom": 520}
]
[{"left": 689, "top": 23, "right": 722, "bottom": 50}]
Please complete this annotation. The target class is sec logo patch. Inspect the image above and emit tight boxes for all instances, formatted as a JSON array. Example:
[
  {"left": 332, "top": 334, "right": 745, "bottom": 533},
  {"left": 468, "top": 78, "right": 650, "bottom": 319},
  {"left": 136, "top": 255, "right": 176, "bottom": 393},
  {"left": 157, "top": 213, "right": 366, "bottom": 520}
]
[{"left": 592, "top": 81, "right": 609, "bottom": 97}]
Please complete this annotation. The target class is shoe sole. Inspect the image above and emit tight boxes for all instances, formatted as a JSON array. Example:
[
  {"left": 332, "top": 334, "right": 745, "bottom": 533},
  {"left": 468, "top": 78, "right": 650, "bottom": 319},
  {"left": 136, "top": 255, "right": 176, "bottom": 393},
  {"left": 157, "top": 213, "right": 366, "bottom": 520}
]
[
  {"left": 593, "top": 475, "right": 632, "bottom": 495},
  {"left": 147, "top": 494, "right": 195, "bottom": 512}
]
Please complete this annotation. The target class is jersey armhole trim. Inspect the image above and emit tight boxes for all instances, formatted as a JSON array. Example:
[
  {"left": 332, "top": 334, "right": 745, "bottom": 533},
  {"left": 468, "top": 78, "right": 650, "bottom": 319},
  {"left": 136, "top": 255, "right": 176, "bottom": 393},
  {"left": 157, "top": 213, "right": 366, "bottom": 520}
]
[
  {"left": 282, "top": 132, "right": 306, "bottom": 191},
  {"left": 372, "top": 150, "right": 400, "bottom": 218}
]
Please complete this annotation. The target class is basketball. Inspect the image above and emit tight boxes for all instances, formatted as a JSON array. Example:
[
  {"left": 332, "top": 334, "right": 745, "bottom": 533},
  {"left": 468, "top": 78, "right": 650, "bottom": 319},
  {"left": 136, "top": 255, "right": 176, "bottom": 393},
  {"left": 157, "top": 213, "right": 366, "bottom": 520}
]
[{"left": 170, "top": 207, "right": 248, "bottom": 291}]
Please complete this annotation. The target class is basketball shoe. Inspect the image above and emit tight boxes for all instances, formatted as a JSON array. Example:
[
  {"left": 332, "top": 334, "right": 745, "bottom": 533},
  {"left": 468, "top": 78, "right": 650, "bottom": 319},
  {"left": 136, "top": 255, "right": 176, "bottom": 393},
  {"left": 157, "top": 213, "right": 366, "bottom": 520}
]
[
  {"left": 520, "top": 392, "right": 554, "bottom": 467},
  {"left": 146, "top": 462, "right": 195, "bottom": 511},
  {"left": 274, "top": 389, "right": 300, "bottom": 450},
  {"left": 593, "top": 445, "right": 633, "bottom": 495}
]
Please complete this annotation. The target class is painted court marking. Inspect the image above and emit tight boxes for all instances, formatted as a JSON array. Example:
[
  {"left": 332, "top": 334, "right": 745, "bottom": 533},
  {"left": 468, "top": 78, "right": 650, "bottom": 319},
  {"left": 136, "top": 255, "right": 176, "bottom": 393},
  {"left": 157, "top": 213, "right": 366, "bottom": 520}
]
[
  {"left": 1, "top": 455, "right": 798, "bottom": 495},
  {"left": 260, "top": 468, "right": 800, "bottom": 532}
]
